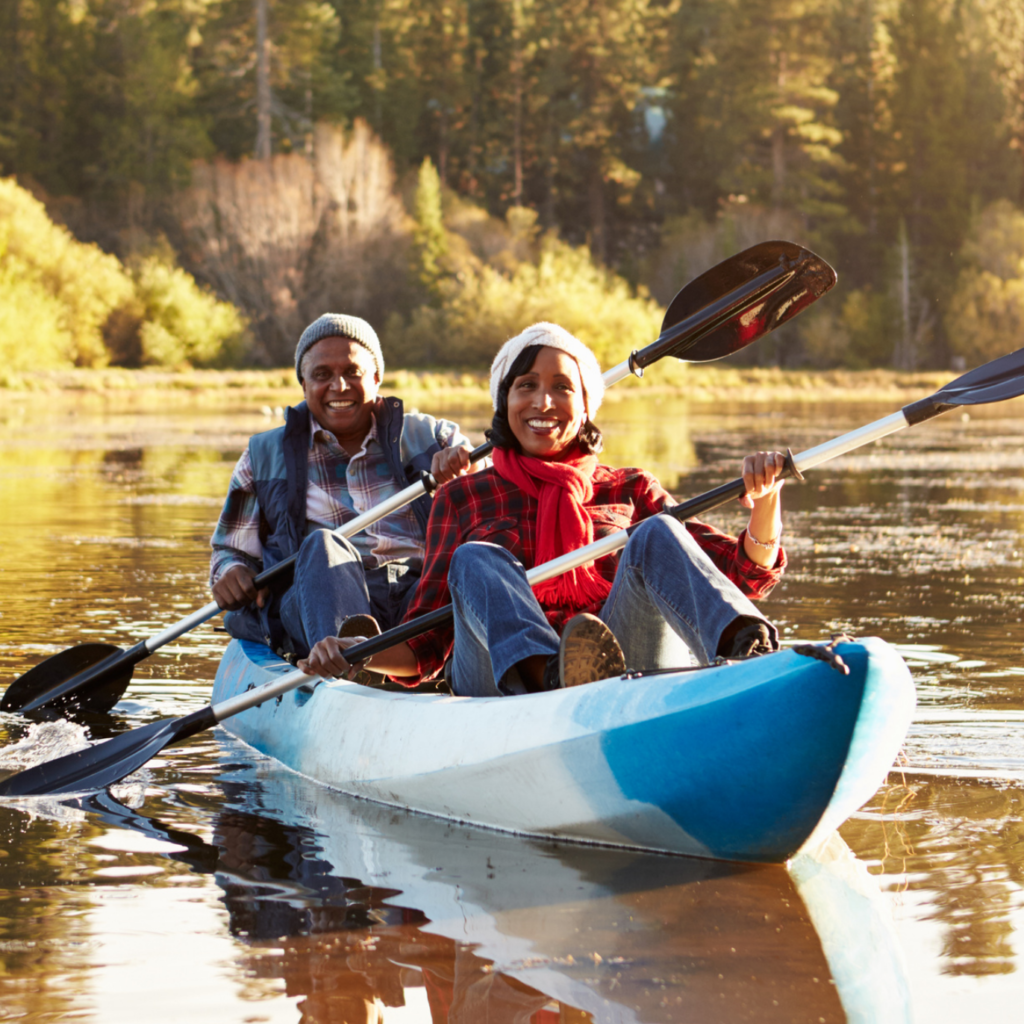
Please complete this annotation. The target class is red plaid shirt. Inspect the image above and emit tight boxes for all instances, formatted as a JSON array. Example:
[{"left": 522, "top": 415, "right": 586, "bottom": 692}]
[{"left": 401, "top": 464, "right": 786, "bottom": 682}]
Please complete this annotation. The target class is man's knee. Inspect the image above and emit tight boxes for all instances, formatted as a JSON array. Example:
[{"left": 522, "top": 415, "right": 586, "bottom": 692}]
[{"left": 298, "top": 528, "right": 360, "bottom": 567}]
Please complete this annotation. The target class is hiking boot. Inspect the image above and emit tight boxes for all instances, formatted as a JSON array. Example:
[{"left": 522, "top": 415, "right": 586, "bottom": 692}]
[
  {"left": 720, "top": 619, "right": 776, "bottom": 659},
  {"left": 338, "top": 614, "right": 382, "bottom": 686},
  {"left": 554, "top": 613, "right": 626, "bottom": 688},
  {"left": 338, "top": 614, "right": 381, "bottom": 641}
]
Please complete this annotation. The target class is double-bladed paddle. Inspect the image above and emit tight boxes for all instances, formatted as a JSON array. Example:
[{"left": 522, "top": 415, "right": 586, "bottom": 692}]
[
  {"left": 3, "top": 341, "right": 1024, "bottom": 797},
  {"left": 1, "top": 239, "right": 835, "bottom": 718}
]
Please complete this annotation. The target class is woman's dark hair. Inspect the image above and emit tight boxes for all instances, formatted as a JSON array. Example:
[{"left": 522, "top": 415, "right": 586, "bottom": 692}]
[{"left": 485, "top": 344, "right": 603, "bottom": 455}]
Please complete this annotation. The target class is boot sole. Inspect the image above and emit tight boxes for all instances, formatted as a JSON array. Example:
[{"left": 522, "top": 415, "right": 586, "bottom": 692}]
[{"left": 559, "top": 613, "right": 626, "bottom": 688}]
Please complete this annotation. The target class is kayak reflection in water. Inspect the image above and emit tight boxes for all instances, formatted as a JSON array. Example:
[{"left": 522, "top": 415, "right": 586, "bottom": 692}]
[{"left": 299, "top": 323, "right": 788, "bottom": 694}]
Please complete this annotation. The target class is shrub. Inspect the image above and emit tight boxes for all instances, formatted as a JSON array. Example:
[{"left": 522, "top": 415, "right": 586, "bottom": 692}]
[
  {"left": 133, "top": 251, "right": 248, "bottom": 367},
  {"left": 797, "top": 286, "right": 899, "bottom": 369},
  {"left": 0, "top": 262, "right": 75, "bottom": 370},
  {"left": 0, "top": 177, "right": 249, "bottom": 370},
  {"left": 385, "top": 205, "right": 664, "bottom": 371},
  {"left": 946, "top": 200, "right": 1024, "bottom": 366},
  {"left": 0, "top": 177, "right": 134, "bottom": 367}
]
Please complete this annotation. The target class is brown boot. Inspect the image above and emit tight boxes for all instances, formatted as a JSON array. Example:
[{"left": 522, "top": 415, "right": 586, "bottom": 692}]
[
  {"left": 338, "top": 614, "right": 382, "bottom": 686},
  {"left": 557, "top": 613, "right": 626, "bottom": 688},
  {"left": 338, "top": 614, "right": 381, "bottom": 642}
]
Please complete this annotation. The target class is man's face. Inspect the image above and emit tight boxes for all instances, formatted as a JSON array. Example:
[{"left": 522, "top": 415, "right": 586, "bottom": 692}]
[{"left": 301, "top": 337, "right": 380, "bottom": 442}]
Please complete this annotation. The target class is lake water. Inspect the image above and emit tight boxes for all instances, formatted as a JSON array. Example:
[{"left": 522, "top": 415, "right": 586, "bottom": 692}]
[{"left": 1, "top": 389, "right": 1023, "bottom": 1022}]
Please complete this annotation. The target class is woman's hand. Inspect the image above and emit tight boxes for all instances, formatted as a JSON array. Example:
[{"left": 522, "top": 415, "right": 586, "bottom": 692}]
[
  {"left": 739, "top": 451, "right": 786, "bottom": 509},
  {"left": 431, "top": 444, "right": 480, "bottom": 485},
  {"left": 739, "top": 451, "right": 786, "bottom": 567}
]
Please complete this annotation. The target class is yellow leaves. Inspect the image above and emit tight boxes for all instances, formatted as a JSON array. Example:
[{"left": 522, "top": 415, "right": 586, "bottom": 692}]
[
  {"left": 0, "top": 178, "right": 132, "bottom": 369},
  {"left": 133, "top": 254, "right": 247, "bottom": 367},
  {"left": 771, "top": 105, "right": 816, "bottom": 127},
  {"left": 385, "top": 198, "right": 663, "bottom": 369},
  {"left": 0, "top": 178, "right": 246, "bottom": 371},
  {"left": 947, "top": 200, "right": 1024, "bottom": 365},
  {"left": 603, "top": 156, "right": 642, "bottom": 192}
]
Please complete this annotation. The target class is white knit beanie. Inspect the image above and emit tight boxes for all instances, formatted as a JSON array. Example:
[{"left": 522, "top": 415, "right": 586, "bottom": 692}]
[
  {"left": 489, "top": 323, "right": 605, "bottom": 414},
  {"left": 295, "top": 313, "right": 384, "bottom": 382}
]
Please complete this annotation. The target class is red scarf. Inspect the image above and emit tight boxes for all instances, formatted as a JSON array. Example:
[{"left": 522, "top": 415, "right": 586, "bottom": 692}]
[{"left": 491, "top": 447, "right": 612, "bottom": 610}]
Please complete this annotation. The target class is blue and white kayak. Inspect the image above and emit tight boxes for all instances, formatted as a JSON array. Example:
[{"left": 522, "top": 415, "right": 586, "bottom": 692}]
[{"left": 211, "top": 636, "right": 915, "bottom": 863}]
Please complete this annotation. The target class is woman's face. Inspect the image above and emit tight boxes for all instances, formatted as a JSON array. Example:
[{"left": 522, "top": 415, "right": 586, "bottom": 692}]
[{"left": 506, "top": 346, "right": 587, "bottom": 458}]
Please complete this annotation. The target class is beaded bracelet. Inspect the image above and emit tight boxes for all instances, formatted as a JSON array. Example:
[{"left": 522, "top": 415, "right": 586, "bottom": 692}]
[{"left": 746, "top": 528, "right": 781, "bottom": 551}]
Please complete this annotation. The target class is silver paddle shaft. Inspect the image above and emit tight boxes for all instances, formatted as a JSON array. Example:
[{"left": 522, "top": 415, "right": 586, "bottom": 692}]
[
  {"left": 533, "top": 410, "right": 913, "bottom": 582},
  {"left": 791, "top": 410, "right": 909, "bottom": 474}
]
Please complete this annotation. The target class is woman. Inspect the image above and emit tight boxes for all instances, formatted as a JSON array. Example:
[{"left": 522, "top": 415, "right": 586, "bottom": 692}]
[{"left": 299, "top": 322, "right": 787, "bottom": 694}]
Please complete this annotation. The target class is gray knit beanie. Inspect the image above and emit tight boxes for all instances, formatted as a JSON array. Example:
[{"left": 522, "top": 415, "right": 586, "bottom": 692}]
[
  {"left": 295, "top": 314, "right": 384, "bottom": 382},
  {"left": 489, "top": 322, "right": 605, "bottom": 413}
]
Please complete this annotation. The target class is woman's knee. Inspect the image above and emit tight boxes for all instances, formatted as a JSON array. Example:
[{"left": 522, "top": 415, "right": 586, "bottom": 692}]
[
  {"left": 628, "top": 513, "right": 694, "bottom": 557},
  {"left": 449, "top": 541, "right": 519, "bottom": 584}
]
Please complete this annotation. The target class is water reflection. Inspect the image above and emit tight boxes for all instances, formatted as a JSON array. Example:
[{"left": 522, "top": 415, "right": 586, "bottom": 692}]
[
  {"left": 849, "top": 780, "right": 1024, "bottom": 980},
  {"left": 63, "top": 761, "right": 874, "bottom": 1024}
]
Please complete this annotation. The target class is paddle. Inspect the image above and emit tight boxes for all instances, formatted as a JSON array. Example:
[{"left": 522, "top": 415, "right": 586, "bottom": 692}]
[
  {"left": 1, "top": 240, "right": 835, "bottom": 718},
  {"left": 3, "top": 342, "right": 1024, "bottom": 798}
]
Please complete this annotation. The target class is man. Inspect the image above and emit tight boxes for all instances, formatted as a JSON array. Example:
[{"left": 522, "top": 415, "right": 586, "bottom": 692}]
[{"left": 210, "top": 313, "right": 477, "bottom": 659}]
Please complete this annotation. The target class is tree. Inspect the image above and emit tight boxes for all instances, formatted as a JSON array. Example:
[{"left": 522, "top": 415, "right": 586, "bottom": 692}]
[
  {"left": 664, "top": 0, "right": 845, "bottom": 228},
  {"left": 412, "top": 156, "right": 449, "bottom": 302},
  {"left": 946, "top": 200, "right": 1024, "bottom": 366},
  {"left": 0, "top": 0, "right": 212, "bottom": 202},
  {"left": 193, "top": 0, "right": 344, "bottom": 161}
]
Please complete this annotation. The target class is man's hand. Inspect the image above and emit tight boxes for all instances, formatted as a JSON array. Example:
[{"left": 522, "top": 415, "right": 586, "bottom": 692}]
[
  {"left": 430, "top": 444, "right": 482, "bottom": 485},
  {"left": 212, "top": 564, "right": 271, "bottom": 611},
  {"left": 297, "top": 635, "right": 367, "bottom": 680}
]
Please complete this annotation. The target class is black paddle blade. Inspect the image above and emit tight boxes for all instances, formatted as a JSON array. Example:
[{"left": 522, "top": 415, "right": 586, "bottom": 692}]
[
  {"left": 934, "top": 345, "right": 1024, "bottom": 406},
  {"left": 1, "top": 644, "right": 131, "bottom": 716},
  {"left": 644, "top": 240, "right": 836, "bottom": 368},
  {"left": 903, "top": 345, "right": 1024, "bottom": 425},
  {"left": 0, "top": 719, "right": 175, "bottom": 796},
  {"left": 0, "top": 706, "right": 215, "bottom": 797}
]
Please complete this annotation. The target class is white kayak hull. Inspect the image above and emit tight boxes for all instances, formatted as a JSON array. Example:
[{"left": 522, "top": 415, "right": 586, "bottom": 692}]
[{"left": 211, "top": 636, "right": 915, "bottom": 863}]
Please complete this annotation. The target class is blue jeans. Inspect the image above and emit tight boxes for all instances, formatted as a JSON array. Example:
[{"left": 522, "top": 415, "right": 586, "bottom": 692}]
[
  {"left": 224, "top": 529, "right": 419, "bottom": 657},
  {"left": 447, "top": 515, "right": 776, "bottom": 697}
]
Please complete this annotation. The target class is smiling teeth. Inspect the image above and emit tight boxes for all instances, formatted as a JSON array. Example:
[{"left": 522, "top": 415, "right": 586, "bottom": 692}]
[{"left": 527, "top": 419, "right": 559, "bottom": 428}]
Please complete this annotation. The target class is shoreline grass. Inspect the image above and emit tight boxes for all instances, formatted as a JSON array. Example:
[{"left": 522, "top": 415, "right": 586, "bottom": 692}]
[{"left": 0, "top": 364, "right": 972, "bottom": 409}]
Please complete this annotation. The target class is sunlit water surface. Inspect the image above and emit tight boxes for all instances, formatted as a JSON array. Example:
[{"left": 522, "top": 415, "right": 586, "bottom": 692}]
[{"left": 1, "top": 391, "right": 1024, "bottom": 1022}]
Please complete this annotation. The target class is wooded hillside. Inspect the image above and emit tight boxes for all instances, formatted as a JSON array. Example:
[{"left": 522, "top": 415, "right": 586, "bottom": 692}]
[{"left": 3, "top": 0, "right": 1023, "bottom": 369}]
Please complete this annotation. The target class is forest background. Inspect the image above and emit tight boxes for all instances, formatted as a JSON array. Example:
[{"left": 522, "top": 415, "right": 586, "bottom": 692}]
[{"left": 4, "top": 0, "right": 1024, "bottom": 377}]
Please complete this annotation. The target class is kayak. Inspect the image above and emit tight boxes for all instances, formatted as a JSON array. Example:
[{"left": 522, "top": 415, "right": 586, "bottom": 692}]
[{"left": 210, "top": 635, "right": 915, "bottom": 863}]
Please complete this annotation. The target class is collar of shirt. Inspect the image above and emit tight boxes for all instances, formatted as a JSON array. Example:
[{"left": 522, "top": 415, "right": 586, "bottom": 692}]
[{"left": 310, "top": 409, "right": 378, "bottom": 459}]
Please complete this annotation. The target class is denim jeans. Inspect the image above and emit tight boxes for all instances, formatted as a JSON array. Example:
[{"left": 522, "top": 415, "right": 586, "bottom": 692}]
[
  {"left": 447, "top": 515, "right": 776, "bottom": 697},
  {"left": 224, "top": 528, "right": 419, "bottom": 657}
]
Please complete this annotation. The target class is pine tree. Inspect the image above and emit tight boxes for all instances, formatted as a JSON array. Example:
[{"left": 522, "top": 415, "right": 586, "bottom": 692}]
[{"left": 412, "top": 156, "right": 449, "bottom": 302}]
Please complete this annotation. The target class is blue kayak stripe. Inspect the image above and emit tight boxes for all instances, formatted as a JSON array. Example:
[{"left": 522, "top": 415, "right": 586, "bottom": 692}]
[{"left": 599, "top": 651, "right": 868, "bottom": 861}]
